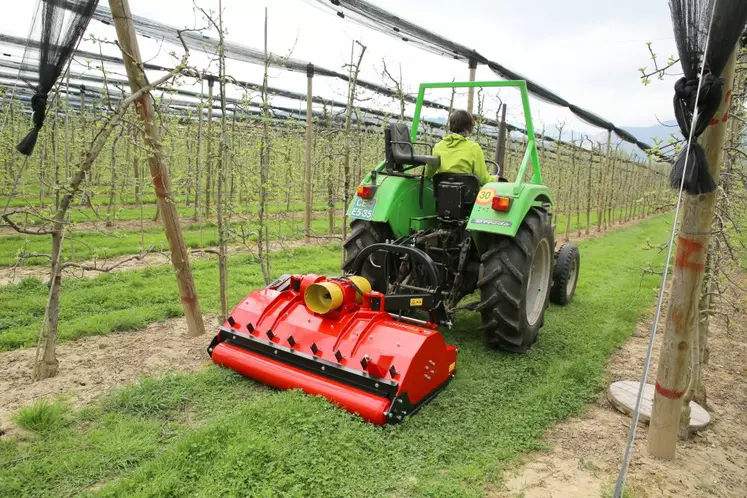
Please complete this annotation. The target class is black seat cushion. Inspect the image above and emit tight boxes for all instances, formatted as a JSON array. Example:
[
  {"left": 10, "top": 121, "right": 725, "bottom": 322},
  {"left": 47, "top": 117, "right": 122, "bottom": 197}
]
[{"left": 385, "top": 123, "right": 440, "bottom": 169}]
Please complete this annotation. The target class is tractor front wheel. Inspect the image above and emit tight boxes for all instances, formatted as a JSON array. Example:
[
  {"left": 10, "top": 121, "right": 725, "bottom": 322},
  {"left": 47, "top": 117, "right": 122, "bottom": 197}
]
[
  {"left": 550, "top": 242, "right": 580, "bottom": 306},
  {"left": 342, "top": 220, "right": 393, "bottom": 293},
  {"left": 477, "top": 208, "right": 554, "bottom": 353}
]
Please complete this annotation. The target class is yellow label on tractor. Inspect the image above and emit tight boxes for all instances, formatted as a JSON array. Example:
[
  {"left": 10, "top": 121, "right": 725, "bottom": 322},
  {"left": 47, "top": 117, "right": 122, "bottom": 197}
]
[
  {"left": 476, "top": 187, "right": 496, "bottom": 205},
  {"left": 410, "top": 297, "right": 423, "bottom": 306},
  {"left": 449, "top": 362, "right": 456, "bottom": 372}
]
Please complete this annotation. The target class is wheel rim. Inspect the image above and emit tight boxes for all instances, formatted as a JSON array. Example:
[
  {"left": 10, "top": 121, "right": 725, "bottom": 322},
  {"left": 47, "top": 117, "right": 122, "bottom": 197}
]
[
  {"left": 566, "top": 257, "right": 578, "bottom": 297},
  {"left": 526, "top": 238, "right": 551, "bottom": 326}
]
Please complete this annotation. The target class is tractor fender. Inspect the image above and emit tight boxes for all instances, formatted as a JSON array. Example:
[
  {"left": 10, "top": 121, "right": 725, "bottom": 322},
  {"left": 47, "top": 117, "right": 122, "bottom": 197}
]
[
  {"left": 347, "top": 163, "right": 436, "bottom": 239},
  {"left": 467, "top": 182, "right": 552, "bottom": 242}
]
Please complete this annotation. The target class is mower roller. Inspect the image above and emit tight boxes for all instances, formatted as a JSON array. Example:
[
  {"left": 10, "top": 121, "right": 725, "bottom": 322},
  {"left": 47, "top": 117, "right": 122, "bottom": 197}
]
[{"left": 209, "top": 80, "right": 580, "bottom": 424}]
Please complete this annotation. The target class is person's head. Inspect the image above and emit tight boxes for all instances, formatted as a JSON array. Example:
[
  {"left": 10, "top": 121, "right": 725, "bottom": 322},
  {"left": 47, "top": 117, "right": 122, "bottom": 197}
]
[{"left": 447, "top": 110, "right": 475, "bottom": 135}]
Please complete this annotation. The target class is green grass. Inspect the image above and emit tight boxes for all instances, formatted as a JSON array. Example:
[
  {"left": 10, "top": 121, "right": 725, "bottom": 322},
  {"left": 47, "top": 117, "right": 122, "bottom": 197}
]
[
  {"left": 0, "top": 245, "right": 343, "bottom": 351},
  {"left": 0, "top": 214, "right": 672, "bottom": 497},
  {"left": 0, "top": 216, "right": 340, "bottom": 267},
  {"left": 12, "top": 401, "right": 72, "bottom": 434}
]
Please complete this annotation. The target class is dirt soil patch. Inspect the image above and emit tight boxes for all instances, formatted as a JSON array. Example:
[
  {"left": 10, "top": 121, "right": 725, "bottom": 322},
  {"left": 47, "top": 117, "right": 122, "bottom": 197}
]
[
  {"left": 0, "top": 315, "right": 218, "bottom": 433},
  {"left": 496, "top": 294, "right": 747, "bottom": 497}
]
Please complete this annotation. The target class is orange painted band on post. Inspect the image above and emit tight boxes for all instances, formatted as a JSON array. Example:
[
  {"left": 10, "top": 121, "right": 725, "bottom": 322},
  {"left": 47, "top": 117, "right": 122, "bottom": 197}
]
[
  {"left": 152, "top": 175, "right": 167, "bottom": 199},
  {"left": 181, "top": 295, "right": 197, "bottom": 305},
  {"left": 137, "top": 96, "right": 150, "bottom": 120},
  {"left": 674, "top": 236, "right": 705, "bottom": 272},
  {"left": 655, "top": 382, "right": 685, "bottom": 400},
  {"left": 708, "top": 89, "right": 732, "bottom": 126}
]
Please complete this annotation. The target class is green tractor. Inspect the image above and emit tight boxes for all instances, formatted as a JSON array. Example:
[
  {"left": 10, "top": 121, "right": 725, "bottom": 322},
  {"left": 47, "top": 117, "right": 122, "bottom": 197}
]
[{"left": 343, "top": 80, "right": 580, "bottom": 352}]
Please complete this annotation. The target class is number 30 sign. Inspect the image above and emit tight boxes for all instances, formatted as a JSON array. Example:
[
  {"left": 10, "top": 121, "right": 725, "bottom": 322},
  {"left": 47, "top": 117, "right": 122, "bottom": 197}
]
[{"left": 475, "top": 188, "right": 496, "bottom": 206}]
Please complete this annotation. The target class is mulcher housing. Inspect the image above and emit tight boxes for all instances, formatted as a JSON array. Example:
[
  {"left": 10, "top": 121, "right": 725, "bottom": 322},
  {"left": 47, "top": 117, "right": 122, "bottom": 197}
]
[{"left": 208, "top": 274, "right": 457, "bottom": 425}]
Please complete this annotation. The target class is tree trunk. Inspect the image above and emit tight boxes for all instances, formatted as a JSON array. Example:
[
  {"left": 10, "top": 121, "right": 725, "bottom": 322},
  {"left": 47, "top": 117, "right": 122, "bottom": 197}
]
[
  {"left": 585, "top": 143, "right": 593, "bottom": 235},
  {"left": 33, "top": 229, "right": 63, "bottom": 381},
  {"left": 597, "top": 132, "right": 611, "bottom": 231},
  {"left": 216, "top": 0, "right": 229, "bottom": 321},
  {"left": 193, "top": 82, "right": 204, "bottom": 221},
  {"left": 30, "top": 84, "right": 145, "bottom": 379},
  {"left": 106, "top": 127, "right": 122, "bottom": 227},
  {"left": 341, "top": 41, "right": 367, "bottom": 246},
  {"left": 204, "top": 78, "right": 214, "bottom": 219},
  {"left": 257, "top": 7, "right": 271, "bottom": 284},
  {"left": 564, "top": 133, "right": 575, "bottom": 241},
  {"left": 304, "top": 64, "right": 314, "bottom": 241},
  {"left": 132, "top": 127, "right": 141, "bottom": 205}
]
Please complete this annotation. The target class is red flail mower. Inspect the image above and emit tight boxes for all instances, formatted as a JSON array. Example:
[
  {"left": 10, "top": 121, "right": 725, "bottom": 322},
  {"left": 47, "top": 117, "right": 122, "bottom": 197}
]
[{"left": 208, "top": 274, "right": 457, "bottom": 424}]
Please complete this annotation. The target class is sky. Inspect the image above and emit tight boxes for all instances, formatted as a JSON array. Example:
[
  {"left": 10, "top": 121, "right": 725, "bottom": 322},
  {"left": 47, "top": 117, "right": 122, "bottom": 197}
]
[{"left": 0, "top": 0, "right": 680, "bottom": 142}]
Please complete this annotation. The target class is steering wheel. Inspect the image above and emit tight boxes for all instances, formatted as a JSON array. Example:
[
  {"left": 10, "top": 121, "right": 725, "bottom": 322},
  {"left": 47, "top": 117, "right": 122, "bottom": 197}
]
[{"left": 485, "top": 159, "right": 500, "bottom": 175}]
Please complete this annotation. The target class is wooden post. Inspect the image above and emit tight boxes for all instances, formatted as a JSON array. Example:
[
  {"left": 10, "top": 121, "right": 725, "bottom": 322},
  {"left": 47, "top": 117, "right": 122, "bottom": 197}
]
[
  {"left": 304, "top": 63, "right": 314, "bottom": 242},
  {"left": 495, "top": 103, "right": 507, "bottom": 175},
  {"left": 466, "top": 58, "right": 477, "bottom": 115},
  {"left": 648, "top": 46, "right": 738, "bottom": 459},
  {"left": 108, "top": 0, "right": 205, "bottom": 336}
]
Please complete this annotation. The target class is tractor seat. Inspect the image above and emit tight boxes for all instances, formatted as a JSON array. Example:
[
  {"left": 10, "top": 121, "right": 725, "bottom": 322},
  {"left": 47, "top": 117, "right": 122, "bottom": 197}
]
[
  {"left": 432, "top": 173, "right": 480, "bottom": 220},
  {"left": 386, "top": 123, "right": 440, "bottom": 170}
]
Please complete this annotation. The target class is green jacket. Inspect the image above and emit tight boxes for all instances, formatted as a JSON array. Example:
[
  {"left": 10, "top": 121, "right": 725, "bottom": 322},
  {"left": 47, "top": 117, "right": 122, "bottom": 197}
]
[{"left": 427, "top": 133, "right": 491, "bottom": 186}]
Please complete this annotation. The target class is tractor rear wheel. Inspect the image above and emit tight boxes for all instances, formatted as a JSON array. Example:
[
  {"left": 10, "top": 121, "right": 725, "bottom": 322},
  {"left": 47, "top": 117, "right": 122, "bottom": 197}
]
[
  {"left": 342, "top": 220, "right": 393, "bottom": 292},
  {"left": 477, "top": 208, "right": 554, "bottom": 353}
]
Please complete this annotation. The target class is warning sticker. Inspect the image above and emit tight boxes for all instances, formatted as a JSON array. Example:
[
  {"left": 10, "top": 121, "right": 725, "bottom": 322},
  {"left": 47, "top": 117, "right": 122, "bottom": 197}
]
[
  {"left": 475, "top": 187, "right": 496, "bottom": 206},
  {"left": 448, "top": 362, "right": 456, "bottom": 373},
  {"left": 471, "top": 219, "right": 513, "bottom": 227},
  {"left": 409, "top": 297, "right": 424, "bottom": 306}
]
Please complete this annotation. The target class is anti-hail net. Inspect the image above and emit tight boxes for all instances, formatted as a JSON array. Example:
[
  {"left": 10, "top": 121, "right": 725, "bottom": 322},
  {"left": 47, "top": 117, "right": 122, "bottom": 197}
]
[
  {"left": 669, "top": 0, "right": 747, "bottom": 193},
  {"left": 90, "top": 4, "right": 450, "bottom": 112},
  {"left": 16, "top": 0, "right": 99, "bottom": 156},
  {"left": 312, "top": 0, "right": 655, "bottom": 153}
]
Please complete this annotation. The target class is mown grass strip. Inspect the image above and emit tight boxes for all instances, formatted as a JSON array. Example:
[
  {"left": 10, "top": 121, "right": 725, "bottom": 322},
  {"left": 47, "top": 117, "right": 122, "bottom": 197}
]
[{"left": 0, "top": 215, "right": 672, "bottom": 497}]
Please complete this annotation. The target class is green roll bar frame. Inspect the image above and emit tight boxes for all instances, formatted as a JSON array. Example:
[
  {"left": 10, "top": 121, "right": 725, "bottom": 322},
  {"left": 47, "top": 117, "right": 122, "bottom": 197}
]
[{"left": 410, "top": 80, "right": 542, "bottom": 192}]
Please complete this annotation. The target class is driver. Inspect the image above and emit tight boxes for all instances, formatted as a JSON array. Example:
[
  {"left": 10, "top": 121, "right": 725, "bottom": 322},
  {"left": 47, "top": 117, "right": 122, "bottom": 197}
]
[{"left": 426, "top": 109, "right": 495, "bottom": 186}]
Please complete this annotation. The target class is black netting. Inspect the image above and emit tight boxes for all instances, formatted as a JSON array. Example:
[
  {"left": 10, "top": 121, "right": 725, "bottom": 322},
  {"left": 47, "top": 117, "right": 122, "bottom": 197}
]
[
  {"left": 91, "top": 4, "right": 450, "bottom": 112},
  {"left": 16, "top": 0, "right": 99, "bottom": 156},
  {"left": 316, "top": 0, "right": 655, "bottom": 153},
  {"left": 1, "top": 4, "right": 610, "bottom": 153},
  {"left": 669, "top": 0, "right": 747, "bottom": 194},
  {"left": 0, "top": 33, "right": 168, "bottom": 72}
]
